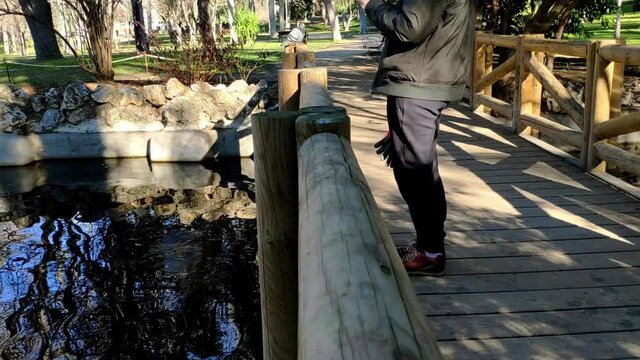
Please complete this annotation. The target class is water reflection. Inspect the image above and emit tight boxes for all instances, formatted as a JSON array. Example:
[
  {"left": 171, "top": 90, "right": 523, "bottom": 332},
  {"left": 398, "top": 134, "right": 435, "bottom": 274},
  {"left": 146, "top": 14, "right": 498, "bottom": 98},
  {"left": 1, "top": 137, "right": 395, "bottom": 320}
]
[{"left": 0, "top": 159, "right": 260, "bottom": 359}]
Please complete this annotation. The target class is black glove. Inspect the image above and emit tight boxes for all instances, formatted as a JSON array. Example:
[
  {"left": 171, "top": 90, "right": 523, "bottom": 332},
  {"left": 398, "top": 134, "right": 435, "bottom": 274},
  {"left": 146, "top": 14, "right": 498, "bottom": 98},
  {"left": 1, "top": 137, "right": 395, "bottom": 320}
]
[{"left": 374, "top": 130, "right": 394, "bottom": 168}]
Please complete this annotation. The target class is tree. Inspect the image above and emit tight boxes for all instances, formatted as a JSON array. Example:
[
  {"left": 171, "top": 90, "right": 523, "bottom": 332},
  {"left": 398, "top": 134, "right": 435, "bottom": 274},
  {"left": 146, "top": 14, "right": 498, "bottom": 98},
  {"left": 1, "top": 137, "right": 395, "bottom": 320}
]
[
  {"left": 131, "top": 0, "right": 148, "bottom": 52},
  {"left": 198, "top": 0, "right": 215, "bottom": 50},
  {"left": 615, "top": 0, "right": 622, "bottom": 38},
  {"left": 322, "top": 0, "right": 340, "bottom": 41},
  {"left": 17, "top": 0, "right": 62, "bottom": 60},
  {"left": 227, "top": 0, "right": 239, "bottom": 43},
  {"left": 268, "top": 0, "right": 277, "bottom": 37}
]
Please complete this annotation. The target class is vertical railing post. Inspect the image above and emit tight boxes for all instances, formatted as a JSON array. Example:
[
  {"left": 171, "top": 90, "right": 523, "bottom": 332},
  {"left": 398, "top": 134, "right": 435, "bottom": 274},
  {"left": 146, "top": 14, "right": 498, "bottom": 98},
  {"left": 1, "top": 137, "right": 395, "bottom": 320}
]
[
  {"left": 586, "top": 40, "right": 617, "bottom": 172},
  {"left": 483, "top": 40, "right": 493, "bottom": 111},
  {"left": 473, "top": 32, "right": 486, "bottom": 112},
  {"left": 512, "top": 34, "right": 544, "bottom": 134},
  {"left": 581, "top": 40, "right": 598, "bottom": 169}
]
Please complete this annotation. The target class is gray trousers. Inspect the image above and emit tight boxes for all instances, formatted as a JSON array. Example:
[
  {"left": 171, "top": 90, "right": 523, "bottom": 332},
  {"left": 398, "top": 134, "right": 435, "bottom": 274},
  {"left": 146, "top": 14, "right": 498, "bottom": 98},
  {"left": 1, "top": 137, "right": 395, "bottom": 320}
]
[{"left": 387, "top": 96, "right": 448, "bottom": 253}]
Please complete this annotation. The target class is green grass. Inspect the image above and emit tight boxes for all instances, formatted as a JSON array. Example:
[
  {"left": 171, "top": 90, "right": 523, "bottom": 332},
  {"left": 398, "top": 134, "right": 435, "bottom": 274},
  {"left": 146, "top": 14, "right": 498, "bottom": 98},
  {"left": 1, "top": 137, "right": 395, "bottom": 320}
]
[
  {"left": 578, "top": 12, "right": 640, "bottom": 44},
  {"left": 0, "top": 35, "right": 340, "bottom": 88}
]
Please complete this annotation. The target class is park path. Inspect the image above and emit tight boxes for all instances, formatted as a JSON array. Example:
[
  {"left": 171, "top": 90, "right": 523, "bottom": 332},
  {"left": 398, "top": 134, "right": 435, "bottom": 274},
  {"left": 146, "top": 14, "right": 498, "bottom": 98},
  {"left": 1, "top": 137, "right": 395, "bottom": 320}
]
[{"left": 314, "top": 41, "right": 640, "bottom": 359}]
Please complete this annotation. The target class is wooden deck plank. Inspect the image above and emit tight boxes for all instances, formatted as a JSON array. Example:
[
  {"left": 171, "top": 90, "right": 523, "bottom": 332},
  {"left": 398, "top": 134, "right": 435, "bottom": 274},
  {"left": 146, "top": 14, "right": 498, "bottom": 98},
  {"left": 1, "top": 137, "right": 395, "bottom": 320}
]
[
  {"left": 420, "top": 237, "right": 639, "bottom": 259},
  {"left": 431, "top": 306, "right": 640, "bottom": 340},
  {"left": 443, "top": 251, "right": 640, "bottom": 275},
  {"left": 419, "top": 285, "right": 640, "bottom": 316},
  {"left": 412, "top": 267, "right": 640, "bottom": 295},
  {"left": 439, "top": 331, "right": 640, "bottom": 360}
]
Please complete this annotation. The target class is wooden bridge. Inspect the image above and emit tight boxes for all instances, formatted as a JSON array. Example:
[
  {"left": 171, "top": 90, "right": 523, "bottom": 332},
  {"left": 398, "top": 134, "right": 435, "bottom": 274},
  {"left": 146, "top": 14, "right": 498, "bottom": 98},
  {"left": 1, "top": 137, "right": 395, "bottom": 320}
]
[{"left": 254, "top": 36, "right": 640, "bottom": 359}]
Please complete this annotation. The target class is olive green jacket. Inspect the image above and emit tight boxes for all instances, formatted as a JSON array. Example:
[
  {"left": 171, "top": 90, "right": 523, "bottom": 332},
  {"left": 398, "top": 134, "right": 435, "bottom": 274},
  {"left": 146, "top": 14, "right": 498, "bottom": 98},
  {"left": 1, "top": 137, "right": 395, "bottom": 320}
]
[{"left": 365, "top": 0, "right": 475, "bottom": 101}]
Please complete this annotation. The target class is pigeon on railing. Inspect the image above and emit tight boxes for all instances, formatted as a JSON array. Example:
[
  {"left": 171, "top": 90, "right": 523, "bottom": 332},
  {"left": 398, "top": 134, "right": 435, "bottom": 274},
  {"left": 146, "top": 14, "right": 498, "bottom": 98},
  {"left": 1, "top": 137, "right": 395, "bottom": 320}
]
[{"left": 287, "top": 24, "right": 306, "bottom": 44}]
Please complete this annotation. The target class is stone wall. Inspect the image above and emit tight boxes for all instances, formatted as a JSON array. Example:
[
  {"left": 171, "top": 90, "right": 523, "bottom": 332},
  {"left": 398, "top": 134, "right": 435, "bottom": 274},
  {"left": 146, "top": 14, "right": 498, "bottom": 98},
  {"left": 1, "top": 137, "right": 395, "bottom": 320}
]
[{"left": 0, "top": 78, "right": 270, "bottom": 134}]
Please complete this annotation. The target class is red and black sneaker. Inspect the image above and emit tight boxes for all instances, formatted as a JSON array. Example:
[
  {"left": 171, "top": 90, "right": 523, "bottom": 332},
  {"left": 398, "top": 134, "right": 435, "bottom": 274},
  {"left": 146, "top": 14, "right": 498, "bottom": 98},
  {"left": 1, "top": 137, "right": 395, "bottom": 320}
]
[{"left": 398, "top": 243, "right": 445, "bottom": 276}]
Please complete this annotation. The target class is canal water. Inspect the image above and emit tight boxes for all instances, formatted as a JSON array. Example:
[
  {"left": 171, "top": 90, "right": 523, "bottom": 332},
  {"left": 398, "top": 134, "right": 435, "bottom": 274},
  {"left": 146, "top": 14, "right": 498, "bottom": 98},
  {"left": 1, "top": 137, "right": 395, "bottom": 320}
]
[{"left": 0, "top": 159, "right": 261, "bottom": 359}]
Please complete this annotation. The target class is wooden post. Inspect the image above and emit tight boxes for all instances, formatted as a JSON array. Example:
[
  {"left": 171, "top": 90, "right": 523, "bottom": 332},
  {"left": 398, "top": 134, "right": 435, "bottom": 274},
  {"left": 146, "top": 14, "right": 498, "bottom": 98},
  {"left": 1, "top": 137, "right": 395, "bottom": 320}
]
[
  {"left": 296, "top": 112, "right": 350, "bottom": 148},
  {"left": 473, "top": 39, "right": 486, "bottom": 112},
  {"left": 581, "top": 40, "right": 597, "bottom": 169},
  {"left": 610, "top": 39, "right": 626, "bottom": 121},
  {"left": 279, "top": 69, "right": 302, "bottom": 111},
  {"left": 587, "top": 40, "right": 617, "bottom": 172},
  {"left": 295, "top": 51, "right": 316, "bottom": 68},
  {"left": 299, "top": 68, "right": 330, "bottom": 109},
  {"left": 297, "top": 133, "right": 443, "bottom": 360},
  {"left": 512, "top": 34, "right": 544, "bottom": 134},
  {"left": 251, "top": 111, "right": 300, "bottom": 360},
  {"left": 483, "top": 42, "right": 493, "bottom": 112},
  {"left": 283, "top": 52, "right": 297, "bottom": 69}
]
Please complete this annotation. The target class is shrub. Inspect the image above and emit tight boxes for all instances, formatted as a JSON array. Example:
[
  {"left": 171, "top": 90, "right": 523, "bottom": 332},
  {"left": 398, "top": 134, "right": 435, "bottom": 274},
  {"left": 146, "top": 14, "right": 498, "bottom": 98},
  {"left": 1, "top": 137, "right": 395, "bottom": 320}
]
[
  {"left": 151, "top": 40, "right": 259, "bottom": 84},
  {"left": 235, "top": 8, "right": 260, "bottom": 46}
]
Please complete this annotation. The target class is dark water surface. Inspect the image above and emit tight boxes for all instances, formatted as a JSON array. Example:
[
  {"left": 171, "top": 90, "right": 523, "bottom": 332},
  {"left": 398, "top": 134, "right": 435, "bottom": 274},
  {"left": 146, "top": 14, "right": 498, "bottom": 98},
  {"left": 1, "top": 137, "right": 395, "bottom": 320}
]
[{"left": 0, "top": 159, "right": 260, "bottom": 359}]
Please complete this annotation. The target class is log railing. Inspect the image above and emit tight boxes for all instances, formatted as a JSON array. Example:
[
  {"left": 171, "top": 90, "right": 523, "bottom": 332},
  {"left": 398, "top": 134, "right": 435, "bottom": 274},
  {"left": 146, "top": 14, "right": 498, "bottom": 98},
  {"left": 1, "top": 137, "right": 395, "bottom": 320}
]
[
  {"left": 252, "top": 46, "right": 442, "bottom": 359},
  {"left": 473, "top": 32, "right": 640, "bottom": 191}
]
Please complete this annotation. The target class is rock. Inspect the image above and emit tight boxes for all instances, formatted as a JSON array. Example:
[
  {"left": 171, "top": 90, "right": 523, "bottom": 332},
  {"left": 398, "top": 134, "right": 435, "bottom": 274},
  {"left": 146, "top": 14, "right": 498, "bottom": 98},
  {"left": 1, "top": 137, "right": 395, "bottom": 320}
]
[
  {"left": 91, "top": 84, "right": 122, "bottom": 105},
  {"left": 257, "top": 79, "right": 268, "bottom": 91},
  {"left": 190, "top": 81, "right": 217, "bottom": 93},
  {"left": 61, "top": 81, "right": 91, "bottom": 110},
  {"left": 227, "top": 79, "right": 249, "bottom": 93},
  {"left": 0, "top": 84, "right": 30, "bottom": 107},
  {"left": 0, "top": 101, "right": 27, "bottom": 132},
  {"left": 119, "top": 87, "right": 144, "bottom": 106},
  {"left": 207, "top": 90, "right": 245, "bottom": 120},
  {"left": 165, "top": 78, "right": 188, "bottom": 99},
  {"left": 45, "top": 88, "right": 60, "bottom": 109},
  {"left": 67, "top": 105, "right": 96, "bottom": 125},
  {"left": 97, "top": 103, "right": 162, "bottom": 127},
  {"left": 143, "top": 84, "right": 166, "bottom": 106},
  {"left": 162, "top": 94, "right": 206, "bottom": 128},
  {"left": 178, "top": 209, "right": 200, "bottom": 225},
  {"left": 40, "top": 109, "right": 64, "bottom": 132},
  {"left": 31, "top": 95, "right": 46, "bottom": 112}
]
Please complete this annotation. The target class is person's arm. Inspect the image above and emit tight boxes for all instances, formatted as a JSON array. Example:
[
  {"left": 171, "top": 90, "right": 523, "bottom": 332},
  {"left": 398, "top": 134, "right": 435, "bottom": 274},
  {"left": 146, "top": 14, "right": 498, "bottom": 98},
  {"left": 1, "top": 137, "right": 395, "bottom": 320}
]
[{"left": 363, "top": 0, "right": 448, "bottom": 44}]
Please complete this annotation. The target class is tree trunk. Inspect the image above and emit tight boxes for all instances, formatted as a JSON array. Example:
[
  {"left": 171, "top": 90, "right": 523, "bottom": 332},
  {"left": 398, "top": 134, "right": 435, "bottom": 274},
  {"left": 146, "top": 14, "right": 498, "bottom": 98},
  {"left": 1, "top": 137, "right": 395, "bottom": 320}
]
[
  {"left": 546, "top": 8, "right": 572, "bottom": 72},
  {"left": 615, "top": 0, "right": 622, "bottom": 39},
  {"left": 17, "top": 0, "right": 62, "bottom": 60},
  {"left": 323, "top": 0, "right": 340, "bottom": 41},
  {"left": 146, "top": 0, "right": 154, "bottom": 34},
  {"left": 321, "top": 0, "right": 328, "bottom": 25},
  {"left": 198, "top": 0, "right": 215, "bottom": 51},
  {"left": 359, "top": 7, "right": 367, "bottom": 34},
  {"left": 249, "top": 0, "right": 255, "bottom": 12},
  {"left": 131, "top": 0, "right": 148, "bottom": 52},
  {"left": 285, "top": 0, "right": 290, "bottom": 29},
  {"left": 86, "top": 4, "right": 115, "bottom": 81},
  {"left": 279, "top": 0, "right": 285, "bottom": 30},
  {"left": 524, "top": 0, "right": 581, "bottom": 34},
  {"left": 227, "top": 0, "right": 239, "bottom": 43},
  {"left": 269, "top": 0, "right": 278, "bottom": 38},
  {"left": 20, "top": 32, "right": 27, "bottom": 56}
]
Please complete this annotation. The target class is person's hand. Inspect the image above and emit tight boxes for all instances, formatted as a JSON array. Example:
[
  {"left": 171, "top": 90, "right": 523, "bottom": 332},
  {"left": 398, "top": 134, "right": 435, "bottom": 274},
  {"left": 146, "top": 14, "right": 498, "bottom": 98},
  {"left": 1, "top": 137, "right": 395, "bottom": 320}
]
[
  {"left": 374, "top": 130, "right": 394, "bottom": 168},
  {"left": 357, "top": 0, "right": 369, "bottom": 9}
]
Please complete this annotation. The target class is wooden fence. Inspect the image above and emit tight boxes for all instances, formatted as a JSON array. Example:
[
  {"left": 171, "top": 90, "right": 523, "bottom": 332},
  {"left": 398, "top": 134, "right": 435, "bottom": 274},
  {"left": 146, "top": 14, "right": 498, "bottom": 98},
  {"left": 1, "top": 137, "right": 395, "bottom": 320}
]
[
  {"left": 472, "top": 32, "right": 640, "bottom": 191},
  {"left": 251, "top": 46, "right": 442, "bottom": 360}
]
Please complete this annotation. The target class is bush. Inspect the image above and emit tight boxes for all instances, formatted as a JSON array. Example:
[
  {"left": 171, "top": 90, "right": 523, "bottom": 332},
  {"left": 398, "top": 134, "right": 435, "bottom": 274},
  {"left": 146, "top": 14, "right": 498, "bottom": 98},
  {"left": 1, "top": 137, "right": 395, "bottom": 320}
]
[
  {"left": 151, "top": 40, "right": 259, "bottom": 84},
  {"left": 235, "top": 8, "right": 260, "bottom": 46}
]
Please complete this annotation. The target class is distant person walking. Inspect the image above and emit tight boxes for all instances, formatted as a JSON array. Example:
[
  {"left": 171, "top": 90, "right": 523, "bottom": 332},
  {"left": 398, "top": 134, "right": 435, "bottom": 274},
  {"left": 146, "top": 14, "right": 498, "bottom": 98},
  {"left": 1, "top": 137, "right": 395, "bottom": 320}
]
[{"left": 358, "top": 0, "right": 475, "bottom": 275}]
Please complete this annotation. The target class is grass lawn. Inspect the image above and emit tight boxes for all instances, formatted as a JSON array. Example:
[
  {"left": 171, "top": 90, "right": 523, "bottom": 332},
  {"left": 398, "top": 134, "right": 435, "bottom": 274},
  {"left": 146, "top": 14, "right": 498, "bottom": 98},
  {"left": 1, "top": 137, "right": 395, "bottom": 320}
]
[
  {"left": 579, "top": 12, "right": 640, "bottom": 44},
  {"left": 1, "top": 35, "right": 340, "bottom": 88}
]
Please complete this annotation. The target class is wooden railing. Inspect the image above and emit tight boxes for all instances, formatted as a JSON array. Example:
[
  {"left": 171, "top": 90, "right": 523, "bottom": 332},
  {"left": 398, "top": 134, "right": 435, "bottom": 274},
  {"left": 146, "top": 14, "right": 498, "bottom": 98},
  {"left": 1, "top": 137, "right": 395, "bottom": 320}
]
[
  {"left": 472, "top": 32, "right": 640, "bottom": 192},
  {"left": 252, "top": 47, "right": 442, "bottom": 359}
]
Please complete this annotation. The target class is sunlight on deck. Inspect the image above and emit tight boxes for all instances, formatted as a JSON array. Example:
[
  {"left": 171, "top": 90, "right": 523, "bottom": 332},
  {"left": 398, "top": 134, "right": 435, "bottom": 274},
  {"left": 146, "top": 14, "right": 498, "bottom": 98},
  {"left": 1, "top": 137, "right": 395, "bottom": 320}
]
[{"left": 513, "top": 187, "right": 632, "bottom": 243}]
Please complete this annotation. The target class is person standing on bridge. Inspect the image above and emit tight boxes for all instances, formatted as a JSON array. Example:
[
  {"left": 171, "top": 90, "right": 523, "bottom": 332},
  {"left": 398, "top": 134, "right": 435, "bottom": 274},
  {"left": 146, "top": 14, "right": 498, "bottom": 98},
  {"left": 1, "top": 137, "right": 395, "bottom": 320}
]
[{"left": 358, "top": 0, "right": 474, "bottom": 276}]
